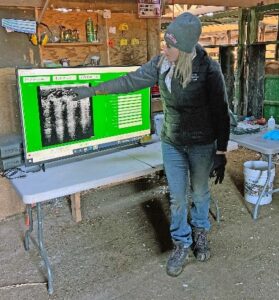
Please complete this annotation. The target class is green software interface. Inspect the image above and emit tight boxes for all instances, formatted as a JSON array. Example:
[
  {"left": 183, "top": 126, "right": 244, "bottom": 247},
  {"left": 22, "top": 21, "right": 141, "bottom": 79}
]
[{"left": 17, "top": 66, "right": 151, "bottom": 165}]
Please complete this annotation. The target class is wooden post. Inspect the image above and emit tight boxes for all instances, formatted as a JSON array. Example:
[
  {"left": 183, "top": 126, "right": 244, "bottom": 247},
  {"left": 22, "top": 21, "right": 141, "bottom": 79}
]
[
  {"left": 247, "top": 8, "right": 260, "bottom": 45},
  {"left": 276, "top": 16, "right": 279, "bottom": 60},
  {"left": 147, "top": 18, "right": 161, "bottom": 60},
  {"left": 236, "top": 8, "right": 248, "bottom": 116},
  {"left": 220, "top": 46, "right": 235, "bottom": 112},
  {"left": 259, "top": 23, "right": 266, "bottom": 42},
  {"left": 105, "top": 18, "right": 110, "bottom": 65},
  {"left": 227, "top": 30, "right": 232, "bottom": 44},
  {"left": 70, "top": 192, "right": 82, "bottom": 222},
  {"left": 211, "top": 36, "right": 217, "bottom": 45},
  {"left": 246, "top": 44, "right": 266, "bottom": 118}
]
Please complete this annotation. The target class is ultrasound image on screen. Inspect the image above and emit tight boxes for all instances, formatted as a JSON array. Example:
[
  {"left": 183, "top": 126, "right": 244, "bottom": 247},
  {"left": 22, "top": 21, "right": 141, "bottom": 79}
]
[{"left": 38, "top": 85, "right": 93, "bottom": 147}]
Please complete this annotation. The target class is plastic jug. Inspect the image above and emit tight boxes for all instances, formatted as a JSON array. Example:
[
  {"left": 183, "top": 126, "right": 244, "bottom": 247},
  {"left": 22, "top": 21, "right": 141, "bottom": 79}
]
[{"left": 267, "top": 116, "right": 276, "bottom": 130}]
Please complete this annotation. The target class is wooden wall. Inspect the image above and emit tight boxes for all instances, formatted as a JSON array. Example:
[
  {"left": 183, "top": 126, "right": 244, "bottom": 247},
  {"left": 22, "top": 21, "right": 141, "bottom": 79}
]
[
  {"left": 0, "top": 68, "right": 24, "bottom": 220},
  {"left": 0, "top": 177, "right": 24, "bottom": 220},
  {"left": 105, "top": 12, "right": 148, "bottom": 66},
  {"left": 0, "top": 5, "right": 161, "bottom": 220},
  {"left": 38, "top": 9, "right": 150, "bottom": 67},
  {"left": 0, "top": 8, "right": 40, "bottom": 67},
  {"left": 0, "top": 7, "right": 39, "bottom": 220},
  {"left": 0, "top": 69, "right": 21, "bottom": 135},
  {"left": 38, "top": 9, "right": 106, "bottom": 66}
]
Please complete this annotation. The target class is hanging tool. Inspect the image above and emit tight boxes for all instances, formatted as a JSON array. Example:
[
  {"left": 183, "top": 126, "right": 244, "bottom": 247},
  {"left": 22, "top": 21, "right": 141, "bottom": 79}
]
[
  {"left": 29, "top": 0, "right": 51, "bottom": 46},
  {"left": 29, "top": 22, "right": 52, "bottom": 46}
]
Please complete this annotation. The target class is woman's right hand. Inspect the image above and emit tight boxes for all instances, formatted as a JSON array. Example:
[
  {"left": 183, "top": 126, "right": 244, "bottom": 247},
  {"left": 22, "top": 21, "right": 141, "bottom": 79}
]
[{"left": 70, "top": 86, "right": 96, "bottom": 100}]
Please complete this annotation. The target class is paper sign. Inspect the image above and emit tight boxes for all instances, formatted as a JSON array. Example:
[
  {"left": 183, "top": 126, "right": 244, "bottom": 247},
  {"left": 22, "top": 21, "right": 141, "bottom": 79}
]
[
  {"left": 120, "top": 38, "right": 128, "bottom": 46},
  {"left": 138, "top": 0, "right": 161, "bottom": 18},
  {"left": 131, "top": 38, "right": 140, "bottom": 46},
  {"left": 109, "top": 26, "right": 116, "bottom": 34}
]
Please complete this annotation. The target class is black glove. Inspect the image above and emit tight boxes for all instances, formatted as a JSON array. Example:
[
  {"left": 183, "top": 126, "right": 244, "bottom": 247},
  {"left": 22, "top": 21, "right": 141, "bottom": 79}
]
[
  {"left": 209, "top": 154, "right": 227, "bottom": 184},
  {"left": 70, "top": 86, "right": 96, "bottom": 101}
]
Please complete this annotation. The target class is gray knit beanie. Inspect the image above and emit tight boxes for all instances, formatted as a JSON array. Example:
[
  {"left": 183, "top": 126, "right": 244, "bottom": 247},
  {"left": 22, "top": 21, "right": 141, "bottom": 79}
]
[{"left": 164, "top": 12, "right": 201, "bottom": 53}]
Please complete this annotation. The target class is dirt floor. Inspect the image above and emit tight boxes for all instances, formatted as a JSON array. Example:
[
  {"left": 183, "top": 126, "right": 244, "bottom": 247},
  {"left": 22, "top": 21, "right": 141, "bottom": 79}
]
[{"left": 0, "top": 146, "right": 279, "bottom": 300}]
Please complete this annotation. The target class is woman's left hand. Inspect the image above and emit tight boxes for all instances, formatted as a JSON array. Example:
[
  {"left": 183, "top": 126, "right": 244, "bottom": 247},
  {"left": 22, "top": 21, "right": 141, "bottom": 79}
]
[{"left": 209, "top": 154, "right": 227, "bottom": 184}]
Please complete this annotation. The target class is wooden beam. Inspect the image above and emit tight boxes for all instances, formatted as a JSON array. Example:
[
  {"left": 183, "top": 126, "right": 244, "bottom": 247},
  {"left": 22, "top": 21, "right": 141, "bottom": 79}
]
[
  {"left": 0, "top": 0, "right": 44, "bottom": 7},
  {"left": 48, "top": 1, "right": 137, "bottom": 11},
  {"left": 189, "top": 6, "right": 226, "bottom": 16},
  {"left": 37, "top": 0, "right": 50, "bottom": 23},
  {"left": 275, "top": 16, "right": 279, "bottom": 60},
  {"left": 174, "top": 4, "right": 183, "bottom": 13},
  {"left": 1, "top": 0, "right": 278, "bottom": 9},
  {"left": 202, "top": 24, "right": 238, "bottom": 33},
  {"left": 0, "top": 0, "right": 137, "bottom": 11},
  {"left": 166, "top": 0, "right": 279, "bottom": 8}
]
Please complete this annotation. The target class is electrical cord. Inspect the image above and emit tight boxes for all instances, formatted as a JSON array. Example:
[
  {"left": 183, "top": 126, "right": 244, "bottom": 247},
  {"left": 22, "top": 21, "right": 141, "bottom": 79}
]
[
  {"left": 0, "top": 164, "right": 45, "bottom": 180},
  {"left": 1, "top": 168, "right": 27, "bottom": 179}
]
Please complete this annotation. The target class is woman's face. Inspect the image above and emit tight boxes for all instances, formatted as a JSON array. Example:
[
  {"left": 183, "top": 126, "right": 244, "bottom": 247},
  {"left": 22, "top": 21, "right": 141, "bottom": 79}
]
[{"left": 162, "top": 42, "right": 179, "bottom": 63}]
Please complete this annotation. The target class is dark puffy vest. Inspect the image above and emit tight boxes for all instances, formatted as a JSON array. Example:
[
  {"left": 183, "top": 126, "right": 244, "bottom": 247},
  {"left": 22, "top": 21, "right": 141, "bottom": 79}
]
[{"left": 159, "top": 54, "right": 216, "bottom": 146}]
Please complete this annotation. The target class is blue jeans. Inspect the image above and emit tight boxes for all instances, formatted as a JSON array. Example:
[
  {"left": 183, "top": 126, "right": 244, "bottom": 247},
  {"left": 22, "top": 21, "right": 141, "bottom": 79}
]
[{"left": 161, "top": 141, "right": 215, "bottom": 248}]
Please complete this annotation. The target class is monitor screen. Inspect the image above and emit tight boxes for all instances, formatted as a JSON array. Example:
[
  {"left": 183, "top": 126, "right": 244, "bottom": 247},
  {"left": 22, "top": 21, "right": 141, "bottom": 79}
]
[{"left": 16, "top": 66, "right": 151, "bottom": 165}]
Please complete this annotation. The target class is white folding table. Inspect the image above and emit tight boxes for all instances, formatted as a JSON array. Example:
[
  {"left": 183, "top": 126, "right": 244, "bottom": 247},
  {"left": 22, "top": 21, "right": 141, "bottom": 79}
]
[
  {"left": 9, "top": 139, "right": 221, "bottom": 295},
  {"left": 10, "top": 141, "right": 163, "bottom": 295}
]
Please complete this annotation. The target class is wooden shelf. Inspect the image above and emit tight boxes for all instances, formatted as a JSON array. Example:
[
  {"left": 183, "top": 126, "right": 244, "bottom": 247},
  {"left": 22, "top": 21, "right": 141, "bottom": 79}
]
[
  {"left": 44, "top": 42, "right": 103, "bottom": 47},
  {"left": 250, "top": 40, "right": 279, "bottom": 45},
  {"left": 203, "top": 44, "right": 238, "bottom": 48},
  {"left": 203, "top": 41, "right": 279, "bottom": 48}
]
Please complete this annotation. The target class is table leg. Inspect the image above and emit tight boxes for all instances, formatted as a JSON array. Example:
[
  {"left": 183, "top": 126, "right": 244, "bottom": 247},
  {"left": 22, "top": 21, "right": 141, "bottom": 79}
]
[
  {"left": 23, "top": 203, "right": 54, "bottom": 294},
  {"left": 24, "top": 204, "right": 33, "bottom": 251},
  {"left": 36, "top": 203, "right": 54, "bottom": 295},
  {"left": 209, "top": 196, "right": 221, "bottom": 225},
  {"left": 253, "top": 155, "right": 272, "bottom": 220},
  {"left": 71, "top": 192, "right": 82, "bottom": 222}
]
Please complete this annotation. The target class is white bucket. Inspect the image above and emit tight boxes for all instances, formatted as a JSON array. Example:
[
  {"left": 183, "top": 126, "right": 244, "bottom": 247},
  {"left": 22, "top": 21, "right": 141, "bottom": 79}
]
[{"left": 243, "top": 160, "right": 275, "bottom": 205}]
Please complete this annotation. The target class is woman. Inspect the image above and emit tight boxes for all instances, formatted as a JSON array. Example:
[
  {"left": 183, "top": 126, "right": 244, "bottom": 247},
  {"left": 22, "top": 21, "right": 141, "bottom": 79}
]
[{"left": 72, "top": 12, "right": 230, "bottom": 277}]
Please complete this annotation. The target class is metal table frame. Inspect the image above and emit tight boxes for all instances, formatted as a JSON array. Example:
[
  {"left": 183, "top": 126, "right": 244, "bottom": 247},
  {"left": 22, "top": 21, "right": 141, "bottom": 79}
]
[{"left": 230, "top": 130, "right": 279, "bottom": 220}]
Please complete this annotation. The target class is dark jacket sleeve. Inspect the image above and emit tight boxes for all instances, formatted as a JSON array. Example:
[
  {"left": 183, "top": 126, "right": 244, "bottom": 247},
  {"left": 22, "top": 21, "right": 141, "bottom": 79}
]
[
  {"left": 207, "top": 60, "right": 230, "bottom": 151},
  {"left": 95, "top": 56, "right": 161, "bottom": 94}
]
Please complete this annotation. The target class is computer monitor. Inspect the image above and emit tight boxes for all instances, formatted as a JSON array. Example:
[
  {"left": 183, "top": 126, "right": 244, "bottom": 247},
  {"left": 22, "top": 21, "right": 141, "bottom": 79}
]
[{"left": 16, "top": 66, "right": 151, "bottom": 165}]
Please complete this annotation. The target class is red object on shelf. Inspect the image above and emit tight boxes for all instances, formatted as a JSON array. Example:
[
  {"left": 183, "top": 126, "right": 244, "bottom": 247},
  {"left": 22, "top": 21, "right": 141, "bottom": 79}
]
[
  {"left": 151, "top": 84, "right": 160, "bottom": 98},
  {"left": 256, "top": 117, "right": 266, "bottom": 125}
]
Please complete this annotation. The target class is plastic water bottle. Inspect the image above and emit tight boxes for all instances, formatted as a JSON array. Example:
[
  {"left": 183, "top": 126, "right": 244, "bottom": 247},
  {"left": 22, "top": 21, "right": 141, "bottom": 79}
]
[{"left": 267, "top": 116, "right": 275, "bottom": 130}]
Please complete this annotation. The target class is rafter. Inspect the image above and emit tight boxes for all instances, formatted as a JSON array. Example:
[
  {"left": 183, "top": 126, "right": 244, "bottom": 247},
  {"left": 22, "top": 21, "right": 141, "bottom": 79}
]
[
  {"left": 0, "top": 0, "right": 278, "bottom": 9},
  {"left": 166, "top": 0, "right": 279, "bottom": 7}
]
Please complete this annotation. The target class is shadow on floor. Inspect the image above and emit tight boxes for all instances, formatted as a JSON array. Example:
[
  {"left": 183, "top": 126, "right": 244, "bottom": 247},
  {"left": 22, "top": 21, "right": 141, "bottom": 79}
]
[{"left": 141, "top": 198, "right": 172, "bottom": 253}]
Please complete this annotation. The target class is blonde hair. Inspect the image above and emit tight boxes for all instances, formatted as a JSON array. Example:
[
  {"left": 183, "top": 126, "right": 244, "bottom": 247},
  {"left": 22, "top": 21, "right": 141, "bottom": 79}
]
[
  {"left": 174, "top": 51, "right": 193, "bottom": 88},
  {"left": 158, "top": 49, "right": 195, "bottom": 89}
]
